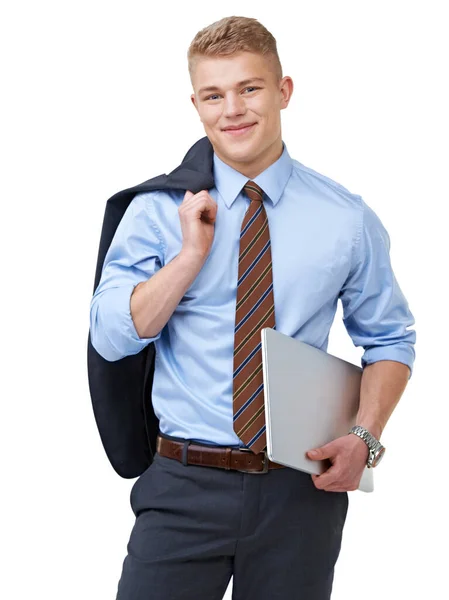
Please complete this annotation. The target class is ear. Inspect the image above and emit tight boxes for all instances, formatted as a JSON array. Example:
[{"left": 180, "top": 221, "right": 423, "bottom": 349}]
[{"left": 279, "top": 76, "right": 294, "bottom": 109}]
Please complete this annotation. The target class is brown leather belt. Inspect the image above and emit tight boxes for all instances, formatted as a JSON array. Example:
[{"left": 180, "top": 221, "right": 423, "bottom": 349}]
[{"left": 156, "top": 434, "right": 286, "bottom": 474}]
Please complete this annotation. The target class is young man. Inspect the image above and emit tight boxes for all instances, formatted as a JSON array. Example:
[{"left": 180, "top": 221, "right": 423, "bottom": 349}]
[{"left": 90, "top": 15, "right": 416, "bottom": 600}]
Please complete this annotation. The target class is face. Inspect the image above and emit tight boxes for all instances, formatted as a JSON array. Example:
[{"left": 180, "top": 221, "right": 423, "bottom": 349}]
[{"left": 190, "top": 51, "right": 293, "bottom": 179}]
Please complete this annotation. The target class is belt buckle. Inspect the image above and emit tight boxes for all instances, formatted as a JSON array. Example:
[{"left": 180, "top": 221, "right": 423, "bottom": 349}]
[{"left": 236, "top": 448, "right": 269, "bottom": 474}]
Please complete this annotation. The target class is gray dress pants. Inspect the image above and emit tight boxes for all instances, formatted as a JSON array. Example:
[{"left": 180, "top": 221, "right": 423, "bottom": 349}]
[{"left": 116, "top": 433, "right": 349, "bottom": 600}]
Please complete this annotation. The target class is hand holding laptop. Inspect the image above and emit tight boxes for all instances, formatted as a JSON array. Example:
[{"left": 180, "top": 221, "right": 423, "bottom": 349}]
[{"left": 307, "top": 433, "right": 370, "bottom": 492}]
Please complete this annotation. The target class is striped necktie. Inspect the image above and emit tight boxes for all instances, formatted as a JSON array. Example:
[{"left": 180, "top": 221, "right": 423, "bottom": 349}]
[{"left": 232, "top": 180, "right": 276, "bottom": 454}]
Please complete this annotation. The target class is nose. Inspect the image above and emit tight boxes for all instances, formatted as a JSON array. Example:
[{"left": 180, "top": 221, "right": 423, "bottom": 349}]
[{"left": 222, "top": 92, "right": 245, "bottom": 118}]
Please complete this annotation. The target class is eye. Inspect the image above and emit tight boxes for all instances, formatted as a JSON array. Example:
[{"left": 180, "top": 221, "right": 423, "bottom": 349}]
[{"left": 204, "top": 87, "right": 261, "bottom": 101}]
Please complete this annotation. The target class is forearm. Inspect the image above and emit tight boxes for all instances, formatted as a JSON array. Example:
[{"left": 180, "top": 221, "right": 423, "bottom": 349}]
[
  {"left": 355, "top": 360, "right": 411, "bottom": 440},
  {"left": 130, "top": 249, "right": 206, "bottom": 338}
]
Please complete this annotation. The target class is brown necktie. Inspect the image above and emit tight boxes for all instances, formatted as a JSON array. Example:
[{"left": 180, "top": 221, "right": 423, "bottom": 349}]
[{"left": 232, "top": 180, "right": 276, "bottom": 454}]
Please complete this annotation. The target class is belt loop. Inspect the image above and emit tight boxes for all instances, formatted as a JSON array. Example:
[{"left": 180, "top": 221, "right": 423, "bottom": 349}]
[
  {"left": 181, "top": 440, "right": 192, "bottom": 466},
  {"left": 225, "top": 447, "right": 232, "bottom": 470}
]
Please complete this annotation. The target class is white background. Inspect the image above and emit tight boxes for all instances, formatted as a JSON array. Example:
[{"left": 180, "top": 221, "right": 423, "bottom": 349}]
[{"left": 2, "top": 1, "right": 447, "bottom": 598}]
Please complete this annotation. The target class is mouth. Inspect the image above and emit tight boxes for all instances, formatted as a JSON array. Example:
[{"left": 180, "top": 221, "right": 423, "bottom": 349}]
[{"left": 222, "top": 123, "right": 257, "bottom": 137}]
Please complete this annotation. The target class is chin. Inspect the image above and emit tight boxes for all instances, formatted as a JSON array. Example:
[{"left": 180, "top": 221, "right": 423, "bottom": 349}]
[
  {"left": 221, "top": 145, "right": 253, "bottom": 162},
  {"left": 222, "top": 135, "right": 260, "bottom": 151},
  {"left": 211, "top": 130, "right": 263, "bottom": 159}
]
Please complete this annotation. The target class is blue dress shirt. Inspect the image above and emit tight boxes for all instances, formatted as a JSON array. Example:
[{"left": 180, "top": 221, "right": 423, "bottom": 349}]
[{"left": 89, "top": 141, "right": 416, "bottom": 447}]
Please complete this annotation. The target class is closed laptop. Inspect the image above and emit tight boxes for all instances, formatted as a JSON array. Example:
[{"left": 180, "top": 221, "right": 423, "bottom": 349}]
[{"left": 261, "top": 327, "right": 374, "bottom": 493}]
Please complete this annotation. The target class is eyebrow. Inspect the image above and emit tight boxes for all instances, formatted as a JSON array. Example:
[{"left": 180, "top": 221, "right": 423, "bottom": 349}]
[{"left": 198, "top": 77, "right": 266, "bottom": 96}]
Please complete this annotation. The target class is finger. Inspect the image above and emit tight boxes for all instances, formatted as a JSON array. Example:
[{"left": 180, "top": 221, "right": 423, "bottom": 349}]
[
  {"left": 182, "top": 189, "right": 210, "bottom": 204},
  {"left": 312, "top": 466, "right": 340, "bottom": 489},
  {"left": 307, "top": 442, "right": 336, "bottom": 461},
  {"left": 202, "top": 200, "right": 218, "bottom": 220},
  {"left": 184, "top": 193, "right": 217, "bottom": 214},
  {"left": 183, "top": 190, "right": 195, "bottom": 201},
  {"left": 316, "top": 481, "right": 344, "bottom": 492}
]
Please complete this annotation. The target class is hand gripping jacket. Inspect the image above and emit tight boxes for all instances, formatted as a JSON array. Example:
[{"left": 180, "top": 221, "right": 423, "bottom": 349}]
[{"left": 87, "top": 136, "right": 215, "bottom": 479}]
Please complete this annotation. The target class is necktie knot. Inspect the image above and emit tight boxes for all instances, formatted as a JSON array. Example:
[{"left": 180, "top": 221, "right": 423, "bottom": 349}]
[{"left": 243, "top": 180, "right": 264, "bottom": 203}]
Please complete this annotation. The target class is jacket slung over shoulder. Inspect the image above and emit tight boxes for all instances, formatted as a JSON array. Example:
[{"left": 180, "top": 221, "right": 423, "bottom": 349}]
[{"left": 87, "top": 136, "right": 215, "bottom": 479}]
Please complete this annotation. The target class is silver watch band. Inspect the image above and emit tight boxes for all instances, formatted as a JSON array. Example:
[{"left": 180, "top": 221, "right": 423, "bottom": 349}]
[
  {"left": 349, "top": 425, "right": 385, "bottom": 467},
  {"left": 350, "top": 425, "right": 378, "bottom": 447}
]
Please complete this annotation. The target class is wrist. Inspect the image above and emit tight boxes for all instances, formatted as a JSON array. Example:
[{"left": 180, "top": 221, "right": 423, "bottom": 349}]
[
  {"left": 349, "top": 433, "right": 370, "bottom": 459},
  {"left": 354, "top": 419, "right": 382, "bottom": 441},
  {"left": 349, "top": 425, "right": 386, "bottom": 468},
  {"left": 179, "top": 248, "right": 208, "bottom": 265}
]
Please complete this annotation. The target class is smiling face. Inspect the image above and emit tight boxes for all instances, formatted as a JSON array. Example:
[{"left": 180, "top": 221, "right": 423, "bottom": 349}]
[{"left": 190, "top": 51, "right": 293, "bottom": 179}]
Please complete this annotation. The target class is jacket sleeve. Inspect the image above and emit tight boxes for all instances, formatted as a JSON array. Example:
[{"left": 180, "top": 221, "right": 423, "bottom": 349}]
[
  {"left": 339, "top": 199, "right": 416, "bottom": 379},
  {"left": 89, "top": 192, "right": 165, "bottom": 362}
]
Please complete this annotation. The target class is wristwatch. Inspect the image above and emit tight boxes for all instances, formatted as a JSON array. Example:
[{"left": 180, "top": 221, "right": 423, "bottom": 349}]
[{"left": 349, "top": 425, "right": 386, "bottom": 468}]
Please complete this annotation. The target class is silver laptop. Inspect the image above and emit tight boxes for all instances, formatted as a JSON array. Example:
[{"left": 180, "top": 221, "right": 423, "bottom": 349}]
[{"left": 261, "top": 327, "right": 374, "bottom": 493}]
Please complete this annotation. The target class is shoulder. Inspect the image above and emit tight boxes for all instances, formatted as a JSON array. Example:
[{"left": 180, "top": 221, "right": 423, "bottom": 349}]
[
  {"left": 289, "top": 158, "right": 391, "bottom": 251},
  {"left": 132, "top": 188, "right": 184, "bottom": 207},
  {"left": 359, "top": 197, "right": 391, "bottom": 250},
  {"left": 130, "top": 188, "right": 185, "bottom": 220},
  {"left": 290, "top": 158, "right": 363, "bottom": 212}
]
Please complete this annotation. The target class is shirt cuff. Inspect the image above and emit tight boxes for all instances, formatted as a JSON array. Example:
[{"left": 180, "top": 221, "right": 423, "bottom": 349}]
[
  {"left": 361, "top": 344, "right": 415, "bottom": 379},
  {"left": 91, "top": 283, "right": 161, "bottom": 362}
]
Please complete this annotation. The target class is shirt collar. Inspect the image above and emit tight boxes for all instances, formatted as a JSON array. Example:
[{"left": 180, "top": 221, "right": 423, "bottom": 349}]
[{"left": 212, "top": 140, "right": 293, "bottom": 208}]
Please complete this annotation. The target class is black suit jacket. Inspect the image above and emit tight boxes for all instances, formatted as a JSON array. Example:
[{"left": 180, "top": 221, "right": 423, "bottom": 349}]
[{"left": 87, "top": 136, "right": 215, "bottom": 478}]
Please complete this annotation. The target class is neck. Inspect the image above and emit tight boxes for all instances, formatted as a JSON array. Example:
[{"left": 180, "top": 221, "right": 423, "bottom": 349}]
[{"left": 215, "top": 136, "right": 283, "bottom": 180}]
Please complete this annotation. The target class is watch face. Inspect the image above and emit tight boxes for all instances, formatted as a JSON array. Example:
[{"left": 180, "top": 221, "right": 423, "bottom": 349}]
[{"left": 373, "top": 446, "right": 386, "bottom": 467}]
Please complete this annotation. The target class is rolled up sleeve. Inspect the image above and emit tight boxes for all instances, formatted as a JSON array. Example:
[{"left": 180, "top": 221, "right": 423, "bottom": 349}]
[
  {"left": 339, "top": 200, "right": 416, "bottom": 379},
  {"left": 89, "top": 192, "right": 165, "bottom": 362}
]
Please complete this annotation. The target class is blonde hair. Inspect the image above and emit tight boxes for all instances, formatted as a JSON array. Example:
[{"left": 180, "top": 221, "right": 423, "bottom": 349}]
[{"left": 187, "top": 16, "right": 283, "bottom": 85}]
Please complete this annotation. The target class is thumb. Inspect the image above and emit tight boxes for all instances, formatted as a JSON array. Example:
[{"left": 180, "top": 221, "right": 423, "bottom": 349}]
[
  {"left": 307, "top": 443, "right": 334, "bottom": 460},
  {"left": 183, "top": 189, "right": 195, "bottom": 200}
]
